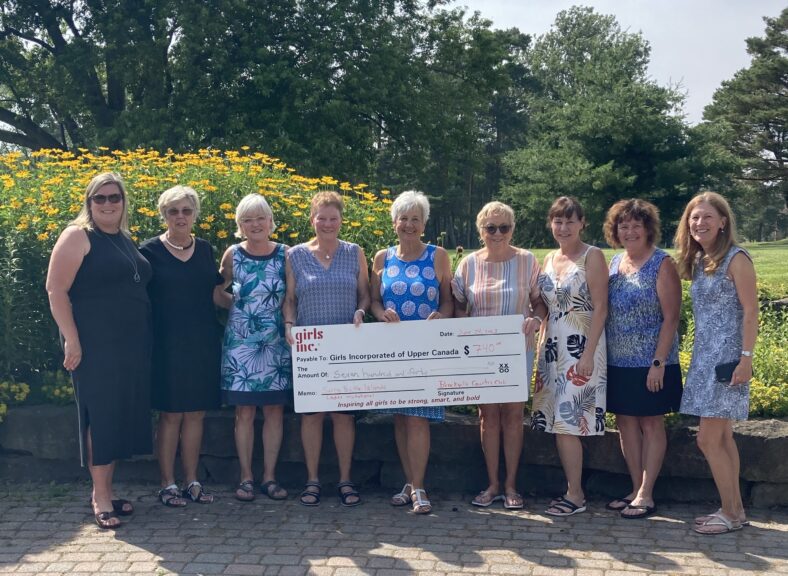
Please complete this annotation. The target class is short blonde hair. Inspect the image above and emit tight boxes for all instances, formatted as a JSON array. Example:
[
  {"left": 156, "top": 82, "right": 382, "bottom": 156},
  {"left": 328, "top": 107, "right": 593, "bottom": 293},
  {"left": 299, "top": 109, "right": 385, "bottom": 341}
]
[
  {"left": 310, "top": 191, "right": 344, "bottom": 216},
  {"left": 476, "top": 201, "right": 515, "bottom": 235},
  {"left": 157, "top": 185, "right": 200, "bottom": 219},
  {"left": 70, "top": 172, "right": 130, "bottom": 234},
  {"left": 674, "top": 191, "right": 738, "bottom": 279},
  {"left": 391, "top": 190, "right": 430, "bottom": 222},
  {"left": 234, "top": 193, "right": 275, "bottom": 239}
]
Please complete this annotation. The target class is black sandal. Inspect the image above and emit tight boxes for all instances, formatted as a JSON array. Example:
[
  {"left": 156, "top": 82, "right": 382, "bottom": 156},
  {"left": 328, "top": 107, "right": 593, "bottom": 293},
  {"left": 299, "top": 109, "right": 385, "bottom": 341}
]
[
  {"left": 111, "top": 498, "right": 134, "bottom": 516},
  {"left": 337, "top": 481, "right": 361, "bottom": 507},
  {"left": 300, "top": 481, "right": 321, "bottom": 506},
  {"left": 94, "top": 510, "right": 121, "bottom": 529},
  {"left": 182, "top": 481, "right": 214, "bottom": 504},
  {"left": 261, "top": 480, "right": 288, "bottom": 500},
  {"left": 158, "top": 484, "right": 187, "bottom": 508}
]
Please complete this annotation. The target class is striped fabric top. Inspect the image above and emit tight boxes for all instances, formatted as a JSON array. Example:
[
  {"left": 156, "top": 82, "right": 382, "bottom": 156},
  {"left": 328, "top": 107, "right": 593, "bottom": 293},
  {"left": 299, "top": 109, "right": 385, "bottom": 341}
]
[{"left": 451, "top": 248, "right": 540, "bottom": 318}]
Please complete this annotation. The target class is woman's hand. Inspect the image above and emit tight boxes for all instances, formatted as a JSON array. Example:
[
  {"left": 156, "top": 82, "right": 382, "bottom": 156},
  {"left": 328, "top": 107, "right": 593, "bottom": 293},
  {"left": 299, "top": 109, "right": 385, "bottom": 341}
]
[
  {"left": 426, "top": 311, "right": 443, "bottom": 321},
  {"left": 575, "top": 352, "right": 594, "bottom": 378},
  {"left": 381, "top": 308, "right": 400, "bottom": 323},
  {"left": 646, "top": 365, "right": 664, "bottom": 392},
  {"left": 731, "top": 356, "right": 753, "bottom": 386},
  {"left": 353, "top": 309, "right": 365, "bottom": 327},
  {"left": 522, "top": 316, "right": 542, "bottom": 337},
  {"left": 63, "top": 338, "right": 82, "bottom": 371},
  {"left": 284, "top": 325, "right": 295, "bottom": 346}
]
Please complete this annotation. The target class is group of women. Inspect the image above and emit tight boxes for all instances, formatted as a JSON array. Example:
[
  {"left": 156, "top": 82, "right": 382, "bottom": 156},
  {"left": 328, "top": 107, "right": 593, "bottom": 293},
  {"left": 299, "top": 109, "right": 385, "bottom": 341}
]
[{"left": 46, "top": 172, "right": 757, "bottom": 536}]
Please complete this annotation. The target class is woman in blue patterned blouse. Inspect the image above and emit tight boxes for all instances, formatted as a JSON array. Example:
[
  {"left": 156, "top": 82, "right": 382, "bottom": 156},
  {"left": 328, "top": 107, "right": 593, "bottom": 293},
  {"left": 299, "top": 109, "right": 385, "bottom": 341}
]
[
  {"left": 603, "top": 199, "right": 682, "bottom": 519},
  {"left": 370, "top": 191, "right": 453, "bottom": 514}
]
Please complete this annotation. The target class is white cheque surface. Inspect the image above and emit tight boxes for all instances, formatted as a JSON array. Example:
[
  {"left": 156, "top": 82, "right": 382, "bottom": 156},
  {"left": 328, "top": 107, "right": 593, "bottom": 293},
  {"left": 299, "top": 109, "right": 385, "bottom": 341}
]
[{"left": 292, "top": 315, "right": 531, "bottom": 413}]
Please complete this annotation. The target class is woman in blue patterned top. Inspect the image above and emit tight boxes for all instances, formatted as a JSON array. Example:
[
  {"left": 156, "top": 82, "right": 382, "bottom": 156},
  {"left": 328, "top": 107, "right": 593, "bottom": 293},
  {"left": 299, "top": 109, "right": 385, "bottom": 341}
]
[
  {"left": 370, "top": 191, "right": 453, "bottom": 515},
  {"left": 603, "top": 199, "right": 682, "bottom": 519},
  {"left": 675, "top": 192, "right": 758, "bottom": 535},
  {"left": 284, "top": 191, "right": 371, "bottom": 507},
  {"left": 219, "top": 194, "right": 292, "bottom": 503}
]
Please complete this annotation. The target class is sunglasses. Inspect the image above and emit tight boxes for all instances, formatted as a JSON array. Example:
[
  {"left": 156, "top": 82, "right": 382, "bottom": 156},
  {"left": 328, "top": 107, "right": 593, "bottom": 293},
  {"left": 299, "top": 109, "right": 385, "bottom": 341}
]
[
  {"left": 90, "top": 193, "right": 123, "bottom": 205},
  {"left": 483, "top": 224, "right": 512, "bottom": 235},
  {"left": 166, "top": 207, "right": 195, "bottom": 217}
]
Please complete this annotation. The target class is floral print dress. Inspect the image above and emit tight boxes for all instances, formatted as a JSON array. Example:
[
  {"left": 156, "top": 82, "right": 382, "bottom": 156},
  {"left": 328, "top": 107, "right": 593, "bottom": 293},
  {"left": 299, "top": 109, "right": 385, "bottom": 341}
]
[
  {"left": 532, "top": 247, "right": 606, "bottom": 435},
  {"left": 221, "top": 244, "right": 292, "bottom": 406}
]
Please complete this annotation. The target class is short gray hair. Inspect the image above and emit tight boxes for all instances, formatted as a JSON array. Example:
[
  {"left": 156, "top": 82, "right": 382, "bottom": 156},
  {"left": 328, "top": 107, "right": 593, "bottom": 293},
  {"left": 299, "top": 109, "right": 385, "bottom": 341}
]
[
  {"left": 390, "top": 190, "right": 430, "bottom": 223},
  {"left": 158, "top": 185, "right": 200, "bottom": 219},
  {"left": 235, "top": 193, "right": 275, "bottom": 239}
]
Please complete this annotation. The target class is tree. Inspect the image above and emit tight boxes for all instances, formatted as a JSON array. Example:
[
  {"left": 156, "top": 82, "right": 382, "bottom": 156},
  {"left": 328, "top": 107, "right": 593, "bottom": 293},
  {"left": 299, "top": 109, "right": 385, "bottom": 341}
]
[
  {"left": 704, "top": 8, "right": 788, "bottom": 240},
  {"left": 501, "top": 7, "right": 705, "bottom": 245}
]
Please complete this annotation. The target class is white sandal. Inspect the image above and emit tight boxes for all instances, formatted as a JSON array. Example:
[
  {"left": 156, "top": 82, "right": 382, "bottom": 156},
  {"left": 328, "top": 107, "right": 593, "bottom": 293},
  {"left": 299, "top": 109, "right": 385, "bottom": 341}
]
[
  {"left": 411, "top": 488, "right": 432, "bottom": 515},
  {"left": 391, "top": 483, "right": 413, "bottom": 506}
]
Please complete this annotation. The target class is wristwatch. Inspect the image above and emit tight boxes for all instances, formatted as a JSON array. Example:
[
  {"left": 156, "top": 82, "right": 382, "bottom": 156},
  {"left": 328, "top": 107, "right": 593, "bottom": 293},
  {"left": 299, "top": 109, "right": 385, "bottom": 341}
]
[{"left": 652, "top": 358, "right": 664, "bottom": 368}]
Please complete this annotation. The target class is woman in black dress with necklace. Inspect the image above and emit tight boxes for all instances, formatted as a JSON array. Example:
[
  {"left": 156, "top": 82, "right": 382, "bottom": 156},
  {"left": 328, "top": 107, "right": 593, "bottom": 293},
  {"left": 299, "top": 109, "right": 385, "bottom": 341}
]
[
  {"left": 47, "top": 172, "right": 153, "bottom": 529},
  {"left": 140, "top": 185, "right": 228, "bottom": 507}
]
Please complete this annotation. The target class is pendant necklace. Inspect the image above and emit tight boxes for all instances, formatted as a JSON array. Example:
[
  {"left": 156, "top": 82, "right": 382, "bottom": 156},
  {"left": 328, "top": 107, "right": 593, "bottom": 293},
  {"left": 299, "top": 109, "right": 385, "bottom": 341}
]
[
  {"left": 99, "top": 230, "right": 141, "bottom": 283},
  {"left": 163, "top": 233, "right": 194, "bottom": 251}
]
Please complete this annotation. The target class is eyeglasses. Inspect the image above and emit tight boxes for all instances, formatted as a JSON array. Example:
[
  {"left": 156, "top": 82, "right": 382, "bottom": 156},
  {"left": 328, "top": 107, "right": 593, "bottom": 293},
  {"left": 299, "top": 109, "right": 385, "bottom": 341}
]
[
  {"left": 166, "top": 207, "right": 195, "bottom": 217},
  {"left": 483, "top": 224, "right": 512, "bottom": 235},
  {"left": 90, "top": 193, "right": 123, "bottom": 205}
]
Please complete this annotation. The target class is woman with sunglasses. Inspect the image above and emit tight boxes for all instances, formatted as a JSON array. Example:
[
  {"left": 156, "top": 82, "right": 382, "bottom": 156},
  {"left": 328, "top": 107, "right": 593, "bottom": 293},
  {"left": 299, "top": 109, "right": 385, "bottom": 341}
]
[
  {"left": 452, "top": 202, "right": 546, "bottom": 510},
  {"left": 46, "top": 172, "right": 153, "bottom": 529},
  {"left": 140, "top": 186, "right": 225, "bottom": 508}
]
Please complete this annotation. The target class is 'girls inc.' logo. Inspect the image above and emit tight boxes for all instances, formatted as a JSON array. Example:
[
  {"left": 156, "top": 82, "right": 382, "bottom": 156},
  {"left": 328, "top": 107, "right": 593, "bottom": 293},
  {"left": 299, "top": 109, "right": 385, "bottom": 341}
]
[{"left": 295, "top": 327, "right": 324, "bottom": 352}]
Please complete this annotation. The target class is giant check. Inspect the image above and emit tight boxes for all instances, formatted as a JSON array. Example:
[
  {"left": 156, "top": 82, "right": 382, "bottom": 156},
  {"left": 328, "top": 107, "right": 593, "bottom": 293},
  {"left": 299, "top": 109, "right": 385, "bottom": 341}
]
[{"left": 292, "top": 315, "right": 531, "bottom": 413}]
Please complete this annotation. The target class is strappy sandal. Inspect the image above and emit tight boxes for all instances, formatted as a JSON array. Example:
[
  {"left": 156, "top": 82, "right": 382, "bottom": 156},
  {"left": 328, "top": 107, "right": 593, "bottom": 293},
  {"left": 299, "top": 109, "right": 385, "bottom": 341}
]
[
  {"left": 111, "top": 499, "right": 134, "bottom": 516},
  {"left": 391, "top": 483, "right": 413, "bottom": 506},
  {"left": 182, "top": 481, "right": 214, "bottom": 504},
  {"left": 260, "top": 480, "right": 288, "bottom": 500},
  {"left": 693, "top": 511, "right": 743, "bottom": 535},
  {"left": 300, "top": 481, "right": 321, "bottom": 506},
  {"left": 235, "top": 480, "right": 255, "bottom": 502},
  {"left": 411, "top": 488, "right": 432, "bottom": 514},
  {"left": 337, "top": 481, "right": 361, "bottom": 507},
  {"left": 158, "top": 484, "right": 187, "bottom": 508},
  {"left": 94, "top": 510, "right": 121, "bottom": 529},
  {"left": 544, "top": 496, "right": 586, "bottom": 517}
]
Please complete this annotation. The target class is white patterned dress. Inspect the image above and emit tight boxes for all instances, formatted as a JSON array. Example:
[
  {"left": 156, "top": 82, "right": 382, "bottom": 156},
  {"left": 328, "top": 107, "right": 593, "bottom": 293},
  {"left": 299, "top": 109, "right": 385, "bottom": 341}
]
[{"left": 531, "top": 247, "right": 607, "bottom": 435}]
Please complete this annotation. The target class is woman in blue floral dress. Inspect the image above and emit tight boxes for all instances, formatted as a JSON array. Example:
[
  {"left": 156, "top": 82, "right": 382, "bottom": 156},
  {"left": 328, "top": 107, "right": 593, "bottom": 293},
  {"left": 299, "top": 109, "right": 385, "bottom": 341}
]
[
  {"left": 603, "top": 199, "right": 682, "bottom": 519},
  {"left": 370, "top": 191, "right": 453, "bottom": 515},
  {"left": 531, "top": 196, "right": 608, "bottom": 517},
  {"left": 219, "top": 194, "right": 292, "bottom": 502},
  {"left": 675, "top": 192, "right": 758, "bottom": 535}
]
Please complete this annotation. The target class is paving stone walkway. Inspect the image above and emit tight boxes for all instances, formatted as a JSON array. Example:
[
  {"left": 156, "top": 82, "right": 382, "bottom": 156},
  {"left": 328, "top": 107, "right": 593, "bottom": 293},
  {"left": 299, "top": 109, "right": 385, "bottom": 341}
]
[{"left": 1, "top": 481, "right": 787, "bottom": 575}]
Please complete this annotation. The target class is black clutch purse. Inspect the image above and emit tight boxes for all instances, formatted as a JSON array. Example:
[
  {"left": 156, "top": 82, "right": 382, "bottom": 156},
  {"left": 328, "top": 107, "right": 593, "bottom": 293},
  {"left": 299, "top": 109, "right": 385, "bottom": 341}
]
[{"left": 714, "top": 361, "right": 738, "bottom": 384}]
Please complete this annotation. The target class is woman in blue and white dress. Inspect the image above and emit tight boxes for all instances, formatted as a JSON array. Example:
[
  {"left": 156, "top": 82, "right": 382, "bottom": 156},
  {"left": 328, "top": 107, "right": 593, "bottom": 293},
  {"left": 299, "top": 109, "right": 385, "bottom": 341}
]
[
  {"left": 370, "top": 191, "right": 453, "bottom": 515},
  {"left": 219, "top": 194, "right": 292, "bottom": 503},
  {"left": 674, "top": 191, "right": 758, "bottom": 535}
]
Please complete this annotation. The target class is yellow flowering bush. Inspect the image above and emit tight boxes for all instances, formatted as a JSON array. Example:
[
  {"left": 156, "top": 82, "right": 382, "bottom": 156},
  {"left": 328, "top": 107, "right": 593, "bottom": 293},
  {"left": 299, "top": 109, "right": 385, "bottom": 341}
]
[
  {"left": 0, "top": 381, "right": 30, "bottom": 422},
  {"left": 0, "top": 148, "right": 396, "bottom": 396}
]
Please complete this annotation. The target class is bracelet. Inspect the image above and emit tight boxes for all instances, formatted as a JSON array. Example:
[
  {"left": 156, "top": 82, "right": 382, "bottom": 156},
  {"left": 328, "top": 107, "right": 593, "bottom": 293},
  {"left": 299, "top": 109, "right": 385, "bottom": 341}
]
[
  {"left": 355, "top": 309, "right": 365, "bottom": 316},
  {"left": 531, "top": 315, "right": 544, "bottom": 324},
  {"left": 740, "top": 350, "right": 753, "bottom": 357},
  {"left": 284, "top": 321, "right": 294, "bottom": 326}
]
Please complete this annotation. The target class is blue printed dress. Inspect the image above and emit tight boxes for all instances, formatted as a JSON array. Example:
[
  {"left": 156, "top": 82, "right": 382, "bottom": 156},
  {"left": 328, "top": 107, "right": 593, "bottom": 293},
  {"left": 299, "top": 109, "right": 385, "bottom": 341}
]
[
  {"left": 221, "top": 244, "right": 292, "bottom": 405},
  {"left": 680, "top": 246, "right": 750, "bottom": 420},
  {"left": 378, "top": 245, "right": 444, "bottom": 421},
  {"left": 606, "top": 249, "right": 682, "bottom": 416}
]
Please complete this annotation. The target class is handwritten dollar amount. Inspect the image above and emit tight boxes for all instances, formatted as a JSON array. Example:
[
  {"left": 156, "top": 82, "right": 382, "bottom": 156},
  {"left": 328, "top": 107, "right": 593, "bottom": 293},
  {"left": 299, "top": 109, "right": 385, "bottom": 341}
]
[{"left": 463, "top": 342, "right": 502, "bottom": 355}]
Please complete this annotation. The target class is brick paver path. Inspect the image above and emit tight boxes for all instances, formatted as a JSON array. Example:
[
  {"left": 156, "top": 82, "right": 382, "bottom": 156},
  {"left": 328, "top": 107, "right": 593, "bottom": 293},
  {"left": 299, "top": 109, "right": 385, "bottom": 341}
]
[{"left": 1, "top": 482, "right": 787, "bottom": 575}]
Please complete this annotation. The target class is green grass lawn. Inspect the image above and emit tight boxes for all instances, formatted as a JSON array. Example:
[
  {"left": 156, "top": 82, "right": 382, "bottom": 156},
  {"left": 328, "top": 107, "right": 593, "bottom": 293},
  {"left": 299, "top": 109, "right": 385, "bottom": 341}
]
[{"left": 449, "top": 240, "right": 788, "bottom": 297}]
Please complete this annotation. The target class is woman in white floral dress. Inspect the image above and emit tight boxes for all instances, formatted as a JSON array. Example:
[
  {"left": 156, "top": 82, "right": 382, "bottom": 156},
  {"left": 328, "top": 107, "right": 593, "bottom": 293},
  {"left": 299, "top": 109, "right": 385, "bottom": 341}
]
[{"left": 532, "top": 196, "right": 608, "bottom": 517}]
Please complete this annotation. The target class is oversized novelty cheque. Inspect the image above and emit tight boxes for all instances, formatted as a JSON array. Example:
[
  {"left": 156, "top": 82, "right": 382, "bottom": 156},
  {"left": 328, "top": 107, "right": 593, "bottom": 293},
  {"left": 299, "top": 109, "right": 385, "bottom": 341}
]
[{"left": 291, "top": 315, "right": 531, "bottom": 413}]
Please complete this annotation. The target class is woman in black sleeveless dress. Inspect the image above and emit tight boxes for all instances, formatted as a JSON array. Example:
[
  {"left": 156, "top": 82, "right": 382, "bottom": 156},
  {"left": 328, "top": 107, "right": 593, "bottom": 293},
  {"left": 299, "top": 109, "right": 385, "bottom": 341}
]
[{"left": 46, "top": 172, "right": 152, "bottom": 529}]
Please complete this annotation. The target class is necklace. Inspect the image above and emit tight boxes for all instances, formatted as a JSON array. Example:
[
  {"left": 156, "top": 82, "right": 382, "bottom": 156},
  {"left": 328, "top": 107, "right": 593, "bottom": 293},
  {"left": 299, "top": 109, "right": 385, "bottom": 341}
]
[
  {"left": 99, "top": 230, "right": 141, "bottom": 283},
  {"left": 163, "top": 233, "right": 194, "bottom": 251}
]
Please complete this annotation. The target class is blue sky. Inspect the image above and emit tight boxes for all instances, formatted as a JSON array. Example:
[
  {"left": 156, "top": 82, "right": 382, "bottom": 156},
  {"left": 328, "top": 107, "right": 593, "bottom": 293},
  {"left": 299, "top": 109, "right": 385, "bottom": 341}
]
[{"left": 457, "top": 0, "right": 785, "bottom": 124}]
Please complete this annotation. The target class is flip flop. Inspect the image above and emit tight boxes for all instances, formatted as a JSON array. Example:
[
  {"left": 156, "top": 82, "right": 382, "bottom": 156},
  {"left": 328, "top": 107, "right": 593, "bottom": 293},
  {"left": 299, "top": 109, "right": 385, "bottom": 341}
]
[
  {"left": 695, "top": 509, "right": 750, "bottom": 527},
  {"left": 545, "top": 496, "right": 586, "bottom": 517},
  {"left": 693, "top": 512, "right": 743, "bottom": 535},
  {"left": 471, "top": 490, "right": 504, "bottom": 507},
  {"left": 605, "top": 497, "right": 632, "bottom": 511},
  {"left": 621, "top": 503, "right": 657, "bottom": 519},
  {"left": 504, "top": 492, "right": 524, "bottom": 510}
]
